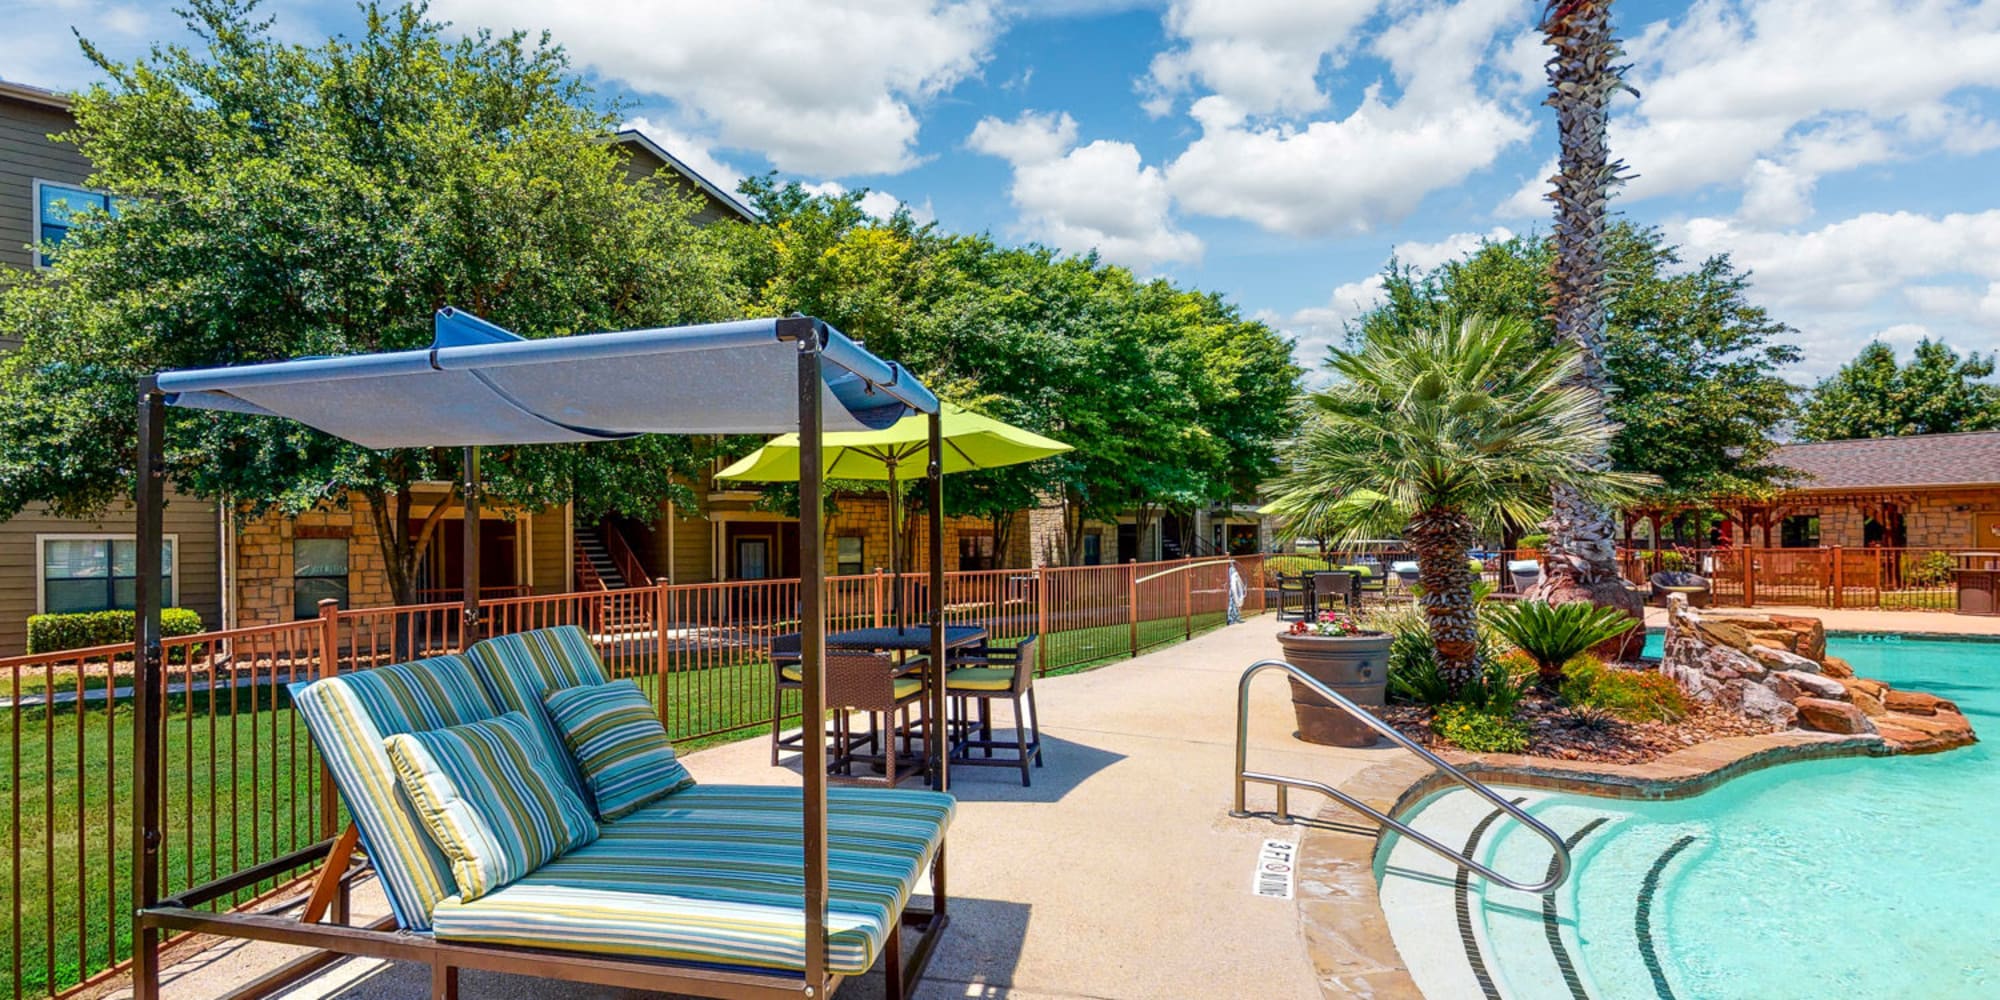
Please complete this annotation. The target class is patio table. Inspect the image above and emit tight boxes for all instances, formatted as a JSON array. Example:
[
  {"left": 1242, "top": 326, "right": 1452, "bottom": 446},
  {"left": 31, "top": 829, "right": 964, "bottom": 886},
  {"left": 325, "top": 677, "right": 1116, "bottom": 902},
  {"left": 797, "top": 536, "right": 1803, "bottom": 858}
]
[{"left": 824, "top": 625, "right": 987, "bottom": 779}]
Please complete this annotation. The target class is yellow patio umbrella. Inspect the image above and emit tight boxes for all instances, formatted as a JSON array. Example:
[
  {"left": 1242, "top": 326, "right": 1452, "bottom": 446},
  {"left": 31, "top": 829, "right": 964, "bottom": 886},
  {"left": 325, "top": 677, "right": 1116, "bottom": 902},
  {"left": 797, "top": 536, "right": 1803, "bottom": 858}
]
[{"left": 716, "top": 402, "right": 1071, "bottom": 624}]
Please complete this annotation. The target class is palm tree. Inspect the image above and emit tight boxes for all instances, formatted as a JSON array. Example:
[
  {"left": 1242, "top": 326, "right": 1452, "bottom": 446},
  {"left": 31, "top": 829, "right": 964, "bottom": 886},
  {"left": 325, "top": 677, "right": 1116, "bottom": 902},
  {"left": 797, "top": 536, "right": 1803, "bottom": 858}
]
[
  {"left": 1266, "top": 316, "right": 1653, "bottom": 688},
  {"left": 1536, "top": 0, "right": 1638, "bottom": 609}
]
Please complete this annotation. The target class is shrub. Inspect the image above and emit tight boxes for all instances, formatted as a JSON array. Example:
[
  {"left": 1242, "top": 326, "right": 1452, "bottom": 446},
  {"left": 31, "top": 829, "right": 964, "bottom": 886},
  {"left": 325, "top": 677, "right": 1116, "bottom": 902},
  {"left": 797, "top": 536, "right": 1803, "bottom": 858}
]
[
  {"left": 1517, "top": 533, "right": 1549, "bottom": 550},
  {"left": 1485, "top": 600, "right": 1637, "bottom": 687},
  {"left": 1432, "top": 704, "right": 1531, "bottom": 753},
  {"left": 1374, "top": 604, "right": 1532, "bottom": 713},
  {"left": 27, "top": 608, "right": 205, "bottom": 658},
  {"left": 1558, "top": 655, "right": 1689, "bottom": 723},
  {"left": 1658, "top": 550, "right": 1689, "bottom": 572},
  {"left": 1907, "top": 550, "right": 1956, "bottom": 589}
]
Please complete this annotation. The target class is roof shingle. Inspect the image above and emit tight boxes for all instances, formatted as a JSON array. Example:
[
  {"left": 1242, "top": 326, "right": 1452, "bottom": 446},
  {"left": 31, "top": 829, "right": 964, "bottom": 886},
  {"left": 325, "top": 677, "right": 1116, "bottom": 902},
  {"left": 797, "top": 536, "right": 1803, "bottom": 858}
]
[{"left": 1773, "top": 430, "right": 2000, "bottom": 490}]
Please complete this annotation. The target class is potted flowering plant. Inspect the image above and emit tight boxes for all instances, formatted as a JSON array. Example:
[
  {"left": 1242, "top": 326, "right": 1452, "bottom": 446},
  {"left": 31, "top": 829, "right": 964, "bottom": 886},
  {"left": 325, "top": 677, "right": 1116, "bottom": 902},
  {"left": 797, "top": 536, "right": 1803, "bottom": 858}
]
[{"left": 1277, "top": 610, "right": 1393, "bottom": 746}]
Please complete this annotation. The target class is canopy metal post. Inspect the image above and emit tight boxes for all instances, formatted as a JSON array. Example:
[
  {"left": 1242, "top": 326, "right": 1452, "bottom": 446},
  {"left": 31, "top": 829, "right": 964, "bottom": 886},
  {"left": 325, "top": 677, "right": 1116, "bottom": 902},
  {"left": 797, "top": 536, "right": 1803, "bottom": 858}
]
[
  {"left": 461, "top": 446, "right": 481, "bottom": 645},
  {"left": 794, "top": 323, "right": 830, "bottom": 997},
  {"left": 133, "top": 379, "right": 167, "bottom": 999},
  {"left": 927, "top": 411, "right": 948, "bottom": 792}
]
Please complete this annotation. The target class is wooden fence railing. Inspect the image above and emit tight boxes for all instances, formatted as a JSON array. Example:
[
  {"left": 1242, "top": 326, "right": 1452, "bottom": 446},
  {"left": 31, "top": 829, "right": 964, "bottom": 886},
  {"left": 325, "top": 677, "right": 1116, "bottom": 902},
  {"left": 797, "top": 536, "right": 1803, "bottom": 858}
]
[{"left": 0, "top": 554, "right": 1265, "bottom": 998}]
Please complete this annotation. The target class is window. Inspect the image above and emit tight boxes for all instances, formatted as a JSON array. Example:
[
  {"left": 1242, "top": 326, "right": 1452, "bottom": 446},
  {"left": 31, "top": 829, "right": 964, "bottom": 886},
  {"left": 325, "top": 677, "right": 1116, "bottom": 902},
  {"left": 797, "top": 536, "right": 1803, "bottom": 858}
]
[
  {"left": 39, "top": 536, "right": 175, "bottom": 614},
  {"left": 835, "top": 536, "right": 865, "bottom": 576},
  {"left": 1082, "top": 533, "right": 1102, "bottom": 566},
  {"left": 958, "top": 531, "right": 997, "bottom": 571},
  {"left": 33, "top": 181, "right": 121, "bottom": 267},
  {"left": 1780, "top": 515, "right": 1821, "bottom": 549},
  {"left": 293, "top": 538, "right": 351, "bottom": 619}
]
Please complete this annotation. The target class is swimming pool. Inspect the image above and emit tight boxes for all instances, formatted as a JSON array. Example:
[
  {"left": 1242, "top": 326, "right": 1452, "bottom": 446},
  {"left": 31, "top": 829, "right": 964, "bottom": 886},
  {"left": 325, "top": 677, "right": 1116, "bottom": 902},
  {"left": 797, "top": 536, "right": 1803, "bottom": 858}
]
[{"left": 1379, "top": 633, "right": 1996, "bottom": 999}]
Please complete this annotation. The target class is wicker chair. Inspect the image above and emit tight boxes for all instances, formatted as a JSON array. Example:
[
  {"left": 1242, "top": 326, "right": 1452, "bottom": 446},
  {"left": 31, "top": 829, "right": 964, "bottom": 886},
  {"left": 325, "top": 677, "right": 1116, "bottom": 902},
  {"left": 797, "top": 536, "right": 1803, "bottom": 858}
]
[
  {"left": 827, "top": 650, "right": 929, "bottom": 787},
  {"left": 945, "top": 637, "right": 1043, "bottom": 786},
  {"left": 1310, "top": 570, "right": 1357, "bottom": 615}
]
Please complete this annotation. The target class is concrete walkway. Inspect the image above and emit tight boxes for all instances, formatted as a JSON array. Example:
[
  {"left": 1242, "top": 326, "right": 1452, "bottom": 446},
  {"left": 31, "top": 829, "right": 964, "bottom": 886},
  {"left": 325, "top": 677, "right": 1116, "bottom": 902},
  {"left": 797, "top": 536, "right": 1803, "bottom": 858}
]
[{"left": 125, "top": 616, "right": 1400, "bottom": 1000}]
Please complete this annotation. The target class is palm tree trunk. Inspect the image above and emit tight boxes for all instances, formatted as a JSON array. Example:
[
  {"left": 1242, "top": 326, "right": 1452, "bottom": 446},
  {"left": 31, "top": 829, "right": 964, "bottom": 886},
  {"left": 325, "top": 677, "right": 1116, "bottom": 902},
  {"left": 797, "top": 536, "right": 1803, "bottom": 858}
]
[
  {"left": 1539, "top": 0, "right": 1635, "bottom": 600},
  {"left": 1407, "top": 508, "right": 1480, "bottom": 690}
]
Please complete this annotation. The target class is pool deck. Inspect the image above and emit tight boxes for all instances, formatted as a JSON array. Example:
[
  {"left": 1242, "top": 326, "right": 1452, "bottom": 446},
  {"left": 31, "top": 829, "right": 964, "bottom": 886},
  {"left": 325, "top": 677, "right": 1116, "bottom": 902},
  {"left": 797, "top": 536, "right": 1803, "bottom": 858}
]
[{"left": 117, "top": 615, "right": 1405, "bottom": 1000}]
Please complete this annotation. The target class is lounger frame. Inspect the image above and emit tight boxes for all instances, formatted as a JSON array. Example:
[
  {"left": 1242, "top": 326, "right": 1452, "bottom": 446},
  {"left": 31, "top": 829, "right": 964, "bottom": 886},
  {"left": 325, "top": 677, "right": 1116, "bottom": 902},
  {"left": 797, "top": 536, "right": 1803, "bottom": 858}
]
[{"left": 129, "top": 318, "right": 957, "bottom": 999}]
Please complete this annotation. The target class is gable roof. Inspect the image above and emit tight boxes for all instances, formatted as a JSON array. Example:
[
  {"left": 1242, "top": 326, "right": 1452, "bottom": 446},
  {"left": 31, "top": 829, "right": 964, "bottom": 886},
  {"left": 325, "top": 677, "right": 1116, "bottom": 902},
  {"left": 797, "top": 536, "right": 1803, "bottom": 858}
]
[
  {"left": 1772, "top": 430, "right": 2000, "bottom": 491},
  {"left": 0, "top": 79, "right": 70, "bottom": 111},
  {"left": 613, "top": 129, "right": 758, "bottom": 223}
]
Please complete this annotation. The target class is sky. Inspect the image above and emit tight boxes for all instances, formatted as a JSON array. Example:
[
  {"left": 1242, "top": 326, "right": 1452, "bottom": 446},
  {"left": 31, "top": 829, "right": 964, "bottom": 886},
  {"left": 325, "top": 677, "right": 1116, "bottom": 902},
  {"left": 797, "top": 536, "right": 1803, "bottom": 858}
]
[{"left": 7, "top": 0, "right": 2000, "bottom": 382}]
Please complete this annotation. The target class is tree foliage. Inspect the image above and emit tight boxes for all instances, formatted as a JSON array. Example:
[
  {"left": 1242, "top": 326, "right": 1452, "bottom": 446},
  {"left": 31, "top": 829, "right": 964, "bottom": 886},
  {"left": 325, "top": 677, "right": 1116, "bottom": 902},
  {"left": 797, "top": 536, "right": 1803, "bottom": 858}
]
[
  {"left": 0, "top": 0, "right": 742, "bottom": 601},
  {"left": 1795, "top": 339, "right": 2000, "bottom": 442},
  {"left": 722, "top": 178, "right": 1301, "bottom": 563},
  {"left": 1269, "top": 315, "right": 1652, "bottom": 687},
  {"left": 1348, "top": 224, "right": 1800, "bottom": 500}
]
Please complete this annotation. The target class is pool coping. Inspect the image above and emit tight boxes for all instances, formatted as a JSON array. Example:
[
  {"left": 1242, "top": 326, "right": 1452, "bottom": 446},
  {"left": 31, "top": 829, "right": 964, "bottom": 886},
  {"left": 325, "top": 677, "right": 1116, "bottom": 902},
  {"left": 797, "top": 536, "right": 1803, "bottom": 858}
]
[{"left": 1294, "top": 728, "right": 1888, "bottom": 1000}]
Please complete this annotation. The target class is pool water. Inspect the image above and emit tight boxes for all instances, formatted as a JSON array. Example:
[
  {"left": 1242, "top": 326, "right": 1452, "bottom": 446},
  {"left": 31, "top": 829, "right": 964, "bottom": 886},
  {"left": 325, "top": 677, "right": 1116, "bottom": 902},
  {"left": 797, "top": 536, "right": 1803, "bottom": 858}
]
[{"left": 1393, "top": 633, "right": 1998, "bottom": 999}]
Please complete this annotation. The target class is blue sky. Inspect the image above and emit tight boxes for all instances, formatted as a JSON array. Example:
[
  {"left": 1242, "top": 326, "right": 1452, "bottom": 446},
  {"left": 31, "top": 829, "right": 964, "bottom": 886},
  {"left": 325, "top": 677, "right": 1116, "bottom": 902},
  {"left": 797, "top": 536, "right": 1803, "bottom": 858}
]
[{"left": 9, "top": 0, "right": 2000, "bottom": 381}]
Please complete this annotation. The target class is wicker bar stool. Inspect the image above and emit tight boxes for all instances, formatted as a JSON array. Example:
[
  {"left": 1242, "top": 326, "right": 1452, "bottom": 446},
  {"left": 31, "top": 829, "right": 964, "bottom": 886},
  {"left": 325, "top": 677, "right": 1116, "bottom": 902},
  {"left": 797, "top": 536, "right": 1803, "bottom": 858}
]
[{"left": 826, "top": 650, "right": 929, "bottom": 787}]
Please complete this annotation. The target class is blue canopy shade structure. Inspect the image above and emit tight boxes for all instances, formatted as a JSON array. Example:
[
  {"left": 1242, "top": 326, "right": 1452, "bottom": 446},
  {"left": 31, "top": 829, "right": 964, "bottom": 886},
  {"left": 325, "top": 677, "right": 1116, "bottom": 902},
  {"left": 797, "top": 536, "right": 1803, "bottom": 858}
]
[
  {"left": 155, "top": 307, "right": 937, "bottom": 448},
  {"left": 128, "top": 308, "right": 955, "bottom": 1000}
]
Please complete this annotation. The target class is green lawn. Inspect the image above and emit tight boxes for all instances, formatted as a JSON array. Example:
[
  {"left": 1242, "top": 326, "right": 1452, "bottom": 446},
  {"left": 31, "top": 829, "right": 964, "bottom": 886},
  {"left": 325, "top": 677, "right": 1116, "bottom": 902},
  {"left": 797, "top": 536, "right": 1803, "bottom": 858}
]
[{"left": 0, "top": 609, "right": 1247, "bottom": 994}]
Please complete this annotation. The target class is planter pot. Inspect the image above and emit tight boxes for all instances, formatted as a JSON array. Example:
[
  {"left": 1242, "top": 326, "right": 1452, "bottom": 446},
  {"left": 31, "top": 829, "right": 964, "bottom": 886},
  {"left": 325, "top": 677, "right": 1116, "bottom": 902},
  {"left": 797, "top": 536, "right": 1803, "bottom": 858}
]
[{"left": 1275, "top": 631, "right": 1393, "bottom": 747}]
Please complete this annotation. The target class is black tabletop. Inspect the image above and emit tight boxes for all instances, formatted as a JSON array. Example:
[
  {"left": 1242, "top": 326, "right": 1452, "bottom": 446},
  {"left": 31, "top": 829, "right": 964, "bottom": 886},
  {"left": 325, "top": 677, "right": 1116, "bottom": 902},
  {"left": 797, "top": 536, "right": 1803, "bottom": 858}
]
[{"left": 826, "top": 625, "right": 987, "bottom": 651}]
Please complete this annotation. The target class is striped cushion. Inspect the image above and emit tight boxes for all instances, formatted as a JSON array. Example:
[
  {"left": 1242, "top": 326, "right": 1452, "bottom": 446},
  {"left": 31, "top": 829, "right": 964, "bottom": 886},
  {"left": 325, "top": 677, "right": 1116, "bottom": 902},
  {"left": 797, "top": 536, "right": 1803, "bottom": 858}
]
[
  {"left": 385, "top": 711, "right": 599, "bottom": 901},
  {"left": 944, "top": 668, "right": 1015, "bottom": 692},
  {"left": 464, "top": 626, "right": 608, "bottom": 803},
  {"left": 290, "top": 655, "right": 500, "bottom": 930},
  {"left": 430, "top": 786, "right": 955, "bottom": 974},
  {"left": 543, "top": 679, "right": 696, "bottom": 820}
]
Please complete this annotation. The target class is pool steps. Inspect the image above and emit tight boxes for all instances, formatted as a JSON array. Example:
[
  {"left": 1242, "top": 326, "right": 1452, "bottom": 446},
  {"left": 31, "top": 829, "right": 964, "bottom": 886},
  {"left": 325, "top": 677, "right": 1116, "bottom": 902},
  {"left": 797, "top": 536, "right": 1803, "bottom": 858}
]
[{"left": 1381, "top": 788, "right": 1711, "bottom": 1000}]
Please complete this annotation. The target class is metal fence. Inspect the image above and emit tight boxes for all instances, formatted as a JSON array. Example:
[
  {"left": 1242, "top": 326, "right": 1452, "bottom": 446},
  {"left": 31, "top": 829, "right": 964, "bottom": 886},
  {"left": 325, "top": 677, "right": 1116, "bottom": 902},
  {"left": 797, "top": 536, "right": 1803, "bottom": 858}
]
[
  {"left": 1616, "top": 546, "right": 1960, "bottom": 610},
  {"left": 0, "top": 554, "right": 1264, "bottom": 998}
]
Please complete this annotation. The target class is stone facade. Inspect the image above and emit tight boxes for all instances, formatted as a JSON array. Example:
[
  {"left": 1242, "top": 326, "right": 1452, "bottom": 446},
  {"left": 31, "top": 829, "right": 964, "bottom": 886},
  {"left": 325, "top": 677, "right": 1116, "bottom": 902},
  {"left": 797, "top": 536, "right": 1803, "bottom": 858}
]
[
  {"left": 1782, "top": 487, "right": 2000, "bottom": 548},
  {"left": 234, "top": 498, "right": 395, "bottom": 627},
  {"left": 1659, "top": 594, "right": 1975, "bottom": 752}
]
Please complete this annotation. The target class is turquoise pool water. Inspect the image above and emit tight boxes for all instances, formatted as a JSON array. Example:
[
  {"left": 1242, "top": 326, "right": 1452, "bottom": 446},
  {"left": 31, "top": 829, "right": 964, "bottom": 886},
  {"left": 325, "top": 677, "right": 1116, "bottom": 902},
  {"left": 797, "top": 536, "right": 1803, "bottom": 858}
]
[{"left": 1487, "top": 633, "right": 1998, "bottom": 998}]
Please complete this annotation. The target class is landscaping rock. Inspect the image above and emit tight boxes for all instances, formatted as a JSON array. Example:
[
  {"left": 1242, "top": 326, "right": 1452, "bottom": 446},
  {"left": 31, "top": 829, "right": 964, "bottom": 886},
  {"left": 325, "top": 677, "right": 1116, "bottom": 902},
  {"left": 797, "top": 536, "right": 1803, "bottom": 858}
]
[
  {"left": 1795, "top": 697, "right": 1875, "bottom": 735},
  {"left": 1883, "top": 690, "right": 1958, "bottom": 716},
  {"left": 1657, "top": 595, "right": 1972, "bottom": 753},
  {"left": 1778, "top": 670, "right": 1847, "bottom": 700},
  {"left": 1748, "top": 643, "right": 1822, "bottom": 674}
]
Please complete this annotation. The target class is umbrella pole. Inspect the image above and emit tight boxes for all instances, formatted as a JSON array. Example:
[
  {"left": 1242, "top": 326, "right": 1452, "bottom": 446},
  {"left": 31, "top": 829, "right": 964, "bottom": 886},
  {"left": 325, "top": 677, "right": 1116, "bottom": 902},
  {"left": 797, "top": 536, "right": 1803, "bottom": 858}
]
[{"left": 888, "top": 461, "right": 901, "bottom": 630}]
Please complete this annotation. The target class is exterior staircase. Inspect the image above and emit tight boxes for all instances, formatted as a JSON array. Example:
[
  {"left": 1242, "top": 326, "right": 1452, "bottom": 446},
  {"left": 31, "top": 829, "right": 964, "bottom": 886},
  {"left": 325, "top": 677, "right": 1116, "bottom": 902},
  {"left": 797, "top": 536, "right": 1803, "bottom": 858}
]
[{"left": 576, "top": 532, "right": 628, "bottom": 591}]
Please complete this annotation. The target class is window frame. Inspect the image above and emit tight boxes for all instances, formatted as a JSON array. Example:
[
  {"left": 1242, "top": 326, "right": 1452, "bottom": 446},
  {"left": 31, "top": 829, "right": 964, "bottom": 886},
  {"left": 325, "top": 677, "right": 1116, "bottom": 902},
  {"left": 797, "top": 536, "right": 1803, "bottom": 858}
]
[
  {"left": 835, "top": 535, "right": 865, "bottom": 577},
  {"left": 31, "top": 178, "right": 116, "bottom": 270},
  {"left": 292, "top": 536, "right": 353, "bottom": 619},
  {"left": 35, "top": 533, "right": 181, "bottom": 615}
]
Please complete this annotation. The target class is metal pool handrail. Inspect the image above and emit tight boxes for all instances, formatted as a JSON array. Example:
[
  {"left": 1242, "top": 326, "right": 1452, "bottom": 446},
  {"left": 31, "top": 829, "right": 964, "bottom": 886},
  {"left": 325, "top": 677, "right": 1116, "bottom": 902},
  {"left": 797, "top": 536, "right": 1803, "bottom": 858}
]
[{"left": 1231, "top": 658, "right": 1572, "bottom": 893}]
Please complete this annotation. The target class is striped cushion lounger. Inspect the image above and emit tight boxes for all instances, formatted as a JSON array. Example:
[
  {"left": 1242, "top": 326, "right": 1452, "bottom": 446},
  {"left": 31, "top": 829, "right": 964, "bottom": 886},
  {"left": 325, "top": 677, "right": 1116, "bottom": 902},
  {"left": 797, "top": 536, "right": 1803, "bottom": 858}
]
[
  {"left": 290, "top": 654, "right": 502, "bottom": 930},
  {"left": 543, "top": 678, "right": 698, "bottom": 820},
  {"left": 385, "top": 711, "right": 600, "bottom": 900},
  {"left": 294, "top": 627, "right": 955, "bottom": 979},
  {"left": 429, "top": 785, "right": 954, "bottom": 973}
]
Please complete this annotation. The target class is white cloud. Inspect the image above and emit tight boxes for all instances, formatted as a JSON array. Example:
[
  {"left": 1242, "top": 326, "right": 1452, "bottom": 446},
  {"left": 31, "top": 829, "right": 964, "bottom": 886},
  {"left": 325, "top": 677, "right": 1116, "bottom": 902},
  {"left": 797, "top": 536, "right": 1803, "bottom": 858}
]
[
  {"left": 1168, "top": 98, "right": 1530, "bottom": 237},
  {"left": 1273, "top": 227, "right": 1518, "bottom": 366},
  {"left": 967, "top": 110, "right": 1203, "bottom": 270},
  {"left": 1142, "top": 0, "right": 1380, "bottom": 119},
  {"left": 1671, "top": 209, "right": 2000, "bottom": 375},
  {"left": 1735, "top": 159, "right": 1814, "bottom": 227},
  {"left": 798, "top": 181, "right": 937, "bottom": 224},
  {"left": 1614, "top": 0, "right": 2000, "bottom": 212},
  {"left": 1162, "top": 0, "right": 1534, "bottom": 237},
  {"left": 432, "top": 0, "right": 999, "bottom": 176}
]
